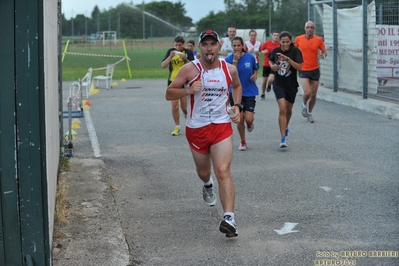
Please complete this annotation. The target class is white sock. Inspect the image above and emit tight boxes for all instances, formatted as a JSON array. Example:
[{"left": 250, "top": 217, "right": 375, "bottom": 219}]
[
  {"left": 203, "top": 176, "right": 213, "bottom": 187},
  {"left": 302, "top": 103, "right": 307, "bottom": 108},
  {"left": 308, "top": 112, "right": 312, "bottom": 115},
  {"left": 224, "top": 212, "right": 235, "bottom": 220},
  {"left": 175, "top": 125, "right": 180, "bottom": 128}
]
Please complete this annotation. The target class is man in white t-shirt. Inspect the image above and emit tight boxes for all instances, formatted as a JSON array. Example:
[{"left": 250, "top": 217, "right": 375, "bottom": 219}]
[{"left": 219, "top": 27, "right": 236, "bottom": 58}]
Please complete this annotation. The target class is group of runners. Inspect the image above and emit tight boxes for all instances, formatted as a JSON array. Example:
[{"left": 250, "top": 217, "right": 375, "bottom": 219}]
[{"left": 163, "top": 22, "right": 327, "bottom": 238}]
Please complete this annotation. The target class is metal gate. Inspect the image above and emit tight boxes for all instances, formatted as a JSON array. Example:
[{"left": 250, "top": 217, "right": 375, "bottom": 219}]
[
  {"left": 309, "top": 0, "right": 399, "bottom": 103},
  {"left": 0, "top": 0, "right": 59, "bottom": 265}
]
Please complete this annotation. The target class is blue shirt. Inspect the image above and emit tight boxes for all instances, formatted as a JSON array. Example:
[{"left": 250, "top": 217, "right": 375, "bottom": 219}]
[{"left": 225, "top": 52, "right": 259, "bottom": 97}]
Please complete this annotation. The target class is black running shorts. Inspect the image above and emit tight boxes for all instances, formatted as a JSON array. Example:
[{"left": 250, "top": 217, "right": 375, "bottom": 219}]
[
  {"left": 273, "top": 84, "right": 298, "bottom": 104},
  {"left": 299, "top": 68, "right": 320, "bottom": 81}
]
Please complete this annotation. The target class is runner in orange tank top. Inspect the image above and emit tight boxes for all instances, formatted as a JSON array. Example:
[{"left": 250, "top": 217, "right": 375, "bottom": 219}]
[{"left": 294, "top": 21, "right": 328, "bottom": 123}]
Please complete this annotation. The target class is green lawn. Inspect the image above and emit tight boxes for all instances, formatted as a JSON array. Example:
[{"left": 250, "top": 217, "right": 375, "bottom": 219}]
[
  {"left": 62, "top": 40, "right": 171, "bottom": 81},
  {"left": 62, "top": 39, "right": 265, "bottom": 82}
]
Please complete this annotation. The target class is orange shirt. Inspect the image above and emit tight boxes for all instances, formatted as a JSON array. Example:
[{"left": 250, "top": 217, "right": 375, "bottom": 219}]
[
  {"left": 261, "top": 40, "right": 280, "bottom": 67},
  {"left": 294, "top": 34, "right": 325, "bottom": 71}
]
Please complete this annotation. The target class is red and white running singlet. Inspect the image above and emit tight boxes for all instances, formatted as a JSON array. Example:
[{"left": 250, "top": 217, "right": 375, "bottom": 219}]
[{"left": 186, "top": 59, "right": 232, "bottom": 128}]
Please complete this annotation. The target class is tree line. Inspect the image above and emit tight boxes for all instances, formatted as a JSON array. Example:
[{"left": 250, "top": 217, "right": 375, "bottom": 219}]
[{"left": 62, "top": 0, "right": 398, "bottom": 40}]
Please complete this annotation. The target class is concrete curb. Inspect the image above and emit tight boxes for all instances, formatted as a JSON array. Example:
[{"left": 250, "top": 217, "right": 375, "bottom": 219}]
[
  {"left": 52, "top": 158, "right": 130, "bottom": 266},
  {"left": 298, "top": 85, "right": 399, "bottom": 120}
]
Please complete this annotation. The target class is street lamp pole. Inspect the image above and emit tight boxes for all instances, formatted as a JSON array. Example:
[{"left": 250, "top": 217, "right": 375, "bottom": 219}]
[
  {"left": 268, "top": 0, "right": 271, "bottom": 36},
  {"left": 142, "top": 1, "right": 145, "bottom": 39}
]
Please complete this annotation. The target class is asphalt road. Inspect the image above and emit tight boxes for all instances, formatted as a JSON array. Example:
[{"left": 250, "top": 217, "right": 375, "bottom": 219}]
[{"left": 66, "top": 79, "right": 399, "bottom": 266}]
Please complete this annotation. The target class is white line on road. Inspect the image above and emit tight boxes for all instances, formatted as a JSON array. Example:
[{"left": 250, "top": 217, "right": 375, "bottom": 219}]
[{"left": 83, "top": 109, "right": 101, "bottom": 158}]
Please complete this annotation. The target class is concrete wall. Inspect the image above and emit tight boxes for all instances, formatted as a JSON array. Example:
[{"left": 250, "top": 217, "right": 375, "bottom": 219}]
[{"left": 44, "top": 0, "right": 61, "bottom": 245}]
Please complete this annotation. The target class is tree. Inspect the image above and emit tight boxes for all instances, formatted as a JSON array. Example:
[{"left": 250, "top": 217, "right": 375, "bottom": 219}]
[
  {"left": 61, "top": 13, "right": 70, "bottom": 36},
  {"left": 197, "top": 0, "right": 310, "bottom": 37},
  {"left": 62, "top": 1, "right": 193, "bottom": 39},
  {"left": 196, "top": 11, "right": 229, "bottom": 35},
  {"left": 72, "top": 14, "right": 87, "bottom": 36},
  {"left": 138, "top": 1, "right": 193, "bottom": 29},
  {"left": 91, "top": 5, "right": 100, "bottom": 19},
  {"left": 273, "top": 0, "right": 309, "bottom": 36},
  {"left": 61, "top": 0, "right": 315, "bottom": 39}
]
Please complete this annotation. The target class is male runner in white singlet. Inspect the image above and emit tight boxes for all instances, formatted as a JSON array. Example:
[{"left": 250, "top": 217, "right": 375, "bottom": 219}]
[{"left": 166, "top": 29, "right": 243, "bottom": 238}]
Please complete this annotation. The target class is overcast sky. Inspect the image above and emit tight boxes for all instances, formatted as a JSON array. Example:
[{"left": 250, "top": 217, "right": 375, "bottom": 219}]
[{"left": 62, "top": 0, "right": 226, "bottom": 23}]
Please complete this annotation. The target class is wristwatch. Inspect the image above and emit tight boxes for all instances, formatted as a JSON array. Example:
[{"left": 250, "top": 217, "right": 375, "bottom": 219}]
[{"left": 234, "top": 103, "right": 243, "bottom": 112}]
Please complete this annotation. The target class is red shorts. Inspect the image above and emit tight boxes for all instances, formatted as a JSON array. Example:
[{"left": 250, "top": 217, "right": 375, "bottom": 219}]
[{"left": 186, "top": 123, "right": 233, "bottom": 154}]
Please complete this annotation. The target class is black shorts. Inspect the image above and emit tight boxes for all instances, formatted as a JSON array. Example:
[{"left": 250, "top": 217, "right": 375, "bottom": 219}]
[
  {"left": 262, "top": 66, "right": 275, "bottom": 77},
  {"left": 242, "top": 96, "right": 256, "bottom": 113},
  {"left": 299, "top": 68, "right": 320, "bottom": 81},
  {"left": 229, "top": 95, "right": 256, "bottom": 113},
  {"left": 273, "top": 84, "right": 298, "bottom": 104}
]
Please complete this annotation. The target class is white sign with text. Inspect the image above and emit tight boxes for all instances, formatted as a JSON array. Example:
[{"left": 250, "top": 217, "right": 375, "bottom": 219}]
[{"left": 376, "top": 25, "right": 399, "bottom": 78}]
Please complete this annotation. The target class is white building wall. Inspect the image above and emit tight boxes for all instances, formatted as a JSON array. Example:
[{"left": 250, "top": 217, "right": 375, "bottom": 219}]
[{"left": 44, "top": 0, "right": 60, "bottom": 247}]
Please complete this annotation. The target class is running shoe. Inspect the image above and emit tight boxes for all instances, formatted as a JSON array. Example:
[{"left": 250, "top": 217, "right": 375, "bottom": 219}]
[
  {"left": 307, "top": 114, "right": 314, "bottom": 123},
  {"left": 285, "top": 128, "right": 289, "bottom": 137},
  {"left": 302, "top": 106, "right": 308, "bottom": 117},
  {"left": 219, "top": 215, "right": 238, "bottom": 238},
  {"left": 260, "top": 94, "right": 265, "bottom": 100},
  {"left": 266, "top": 85, "right": 271, "bottom": 92},
  {"left": 171, "top": 126, "right": 180, "bottom": 136},
  {"left": 280, "top": 137, "right": 287, "bottom": 148},
  {"left": 238, "top": 142, "right": 247, "bottom": 151},
  {"left": 247, "top": 122, "right": 254, "bottom": 132},
  {"left": 203, "top": 185, "right": 216, "bottom": 206}
]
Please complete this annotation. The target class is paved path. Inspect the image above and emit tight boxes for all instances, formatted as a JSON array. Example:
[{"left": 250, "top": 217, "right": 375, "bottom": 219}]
[{"left": 59, "top": 79, "right": 399, "bottom": 266}]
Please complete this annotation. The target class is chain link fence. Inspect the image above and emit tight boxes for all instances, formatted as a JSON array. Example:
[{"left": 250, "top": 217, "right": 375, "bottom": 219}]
[{"left": 309, "top": 0, "right": 399, "bottom": 103}]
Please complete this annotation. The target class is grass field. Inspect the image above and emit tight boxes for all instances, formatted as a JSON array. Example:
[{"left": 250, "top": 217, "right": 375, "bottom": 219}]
[
  {"left": 62, "top": 39, "right": 174, "bottom": 81},
  {"left": 62, "top": 38, "right": 265, "bottom": 82}
]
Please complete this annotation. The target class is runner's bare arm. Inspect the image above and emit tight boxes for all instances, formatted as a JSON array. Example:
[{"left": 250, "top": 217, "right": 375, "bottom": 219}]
[{"left": 165, "top": 64, "right": 200, "bottom": 100}]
